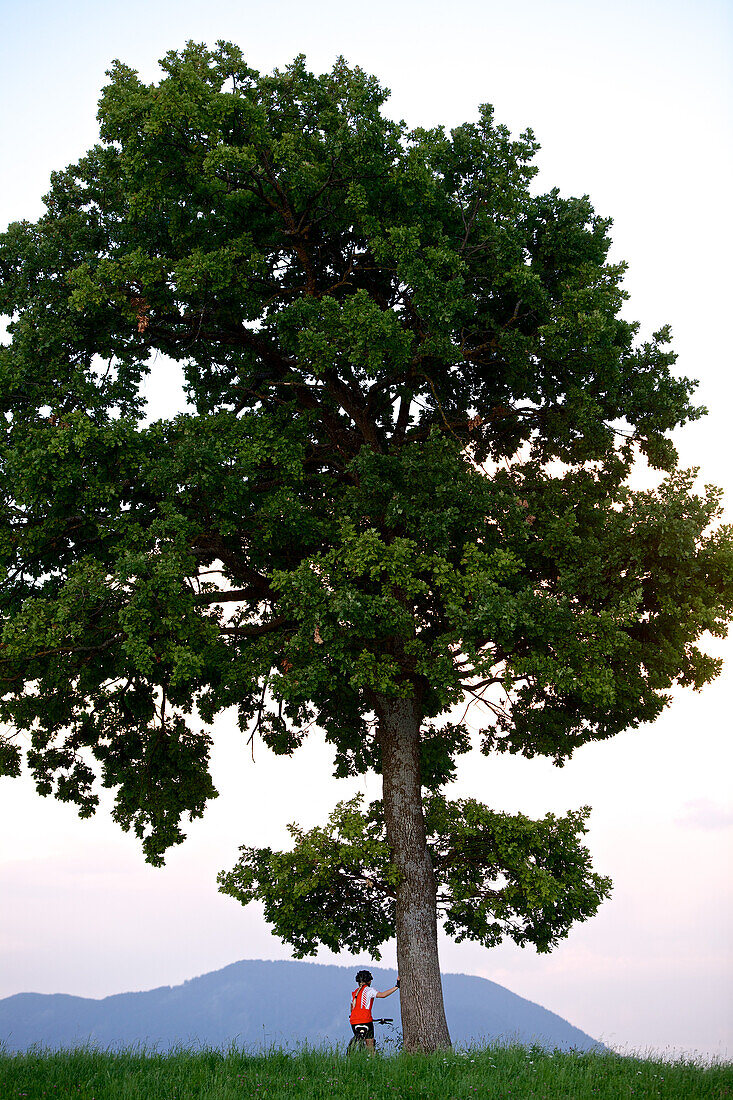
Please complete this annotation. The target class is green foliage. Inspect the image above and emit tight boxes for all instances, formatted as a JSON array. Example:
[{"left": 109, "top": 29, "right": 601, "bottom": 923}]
[
  {"left": 425, "top": 796, "right": 612, "bottom": 952},
  {"left": 219, "top": 794, "right": 611, "bottom": 956},
  {"left": 0, "top": 1045, "right": 729, "bottom": 1099},
  {"left": 218, "top": 798, "right": 398, "bottom": 957},
  {"left": 1, "top": 43, "right": 731, "bottom": 950}
]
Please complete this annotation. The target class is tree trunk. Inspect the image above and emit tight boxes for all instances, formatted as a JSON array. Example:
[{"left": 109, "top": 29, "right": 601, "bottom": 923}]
[{"left": 374, "top": 692, "right": 452, "bottom": 1052}]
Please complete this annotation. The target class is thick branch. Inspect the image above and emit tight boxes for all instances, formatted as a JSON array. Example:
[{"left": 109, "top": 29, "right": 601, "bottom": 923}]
[
  {"left": 219, "top": 617, "right": 290, "bottom": 638},
  {"left": 195, "top": 587, "right": 263, "bottom": 605}
]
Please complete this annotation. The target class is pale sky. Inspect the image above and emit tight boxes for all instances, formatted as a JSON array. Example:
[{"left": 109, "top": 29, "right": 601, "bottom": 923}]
[{"left": 1, "top": 0, "right": 731, "bottom": 1061}]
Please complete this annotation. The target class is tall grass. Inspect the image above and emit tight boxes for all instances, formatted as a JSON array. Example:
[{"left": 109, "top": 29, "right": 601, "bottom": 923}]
[{"left": 0, "top": 1043, "right": 730, "bottom": 1099}]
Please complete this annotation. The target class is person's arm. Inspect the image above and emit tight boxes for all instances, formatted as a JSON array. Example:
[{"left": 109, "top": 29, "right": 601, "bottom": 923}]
[{"left": 376, "top": 980, "right": 400, "bottom": 998}]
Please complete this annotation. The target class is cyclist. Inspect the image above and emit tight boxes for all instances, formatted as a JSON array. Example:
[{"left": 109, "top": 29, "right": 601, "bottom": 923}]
[{"left": 349, "top": 969, "right": 399, "bottom": 1052}]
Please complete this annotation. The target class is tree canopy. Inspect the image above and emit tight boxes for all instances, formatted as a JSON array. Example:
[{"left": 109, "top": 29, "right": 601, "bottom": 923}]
[
  {"left": 219, "top": 794, "right": 611, "bottom": 958},
  {"left": 1, "top": 42, "right": 731, "bottom": 1050}
]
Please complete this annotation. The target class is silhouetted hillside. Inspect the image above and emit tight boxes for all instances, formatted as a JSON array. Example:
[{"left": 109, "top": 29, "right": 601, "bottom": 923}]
[{"left": 0, "top": 959, "right": 603, "bottom": 1052}]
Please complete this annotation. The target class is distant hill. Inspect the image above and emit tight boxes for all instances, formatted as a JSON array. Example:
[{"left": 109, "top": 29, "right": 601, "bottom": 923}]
[{"left": 0, "top": 959, "right": 603, "bottom": 1053}]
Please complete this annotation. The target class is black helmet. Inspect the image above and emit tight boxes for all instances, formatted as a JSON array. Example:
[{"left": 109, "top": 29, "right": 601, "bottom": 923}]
[{"left": 355, "top": 969, "right": 373, "bottom": 985}]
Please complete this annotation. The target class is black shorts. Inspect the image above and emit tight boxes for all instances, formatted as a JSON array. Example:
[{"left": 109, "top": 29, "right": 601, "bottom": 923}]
[{"left": 351, "top": 1021, "right": 374, "bottom": 1039}]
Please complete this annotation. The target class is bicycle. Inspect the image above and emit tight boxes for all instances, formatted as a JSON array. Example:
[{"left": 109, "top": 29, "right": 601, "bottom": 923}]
[{"left": 347, "top": 1017, "right": 394, "bottom": 1054}]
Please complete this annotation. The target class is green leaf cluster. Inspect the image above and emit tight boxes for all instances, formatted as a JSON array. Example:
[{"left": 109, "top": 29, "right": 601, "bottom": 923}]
[{"left": 218, "top": 794, "right": 611, "bottom": 956}]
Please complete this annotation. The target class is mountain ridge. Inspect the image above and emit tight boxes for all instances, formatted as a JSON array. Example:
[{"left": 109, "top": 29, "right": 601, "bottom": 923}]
[{"left": 0, "top": 958, "right": 603, "bottom": 1053}]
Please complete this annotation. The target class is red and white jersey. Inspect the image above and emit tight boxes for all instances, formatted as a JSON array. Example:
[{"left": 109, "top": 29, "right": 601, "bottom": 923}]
[{"left": 350, "top": 984, "right": 377, "bottom": 1024}]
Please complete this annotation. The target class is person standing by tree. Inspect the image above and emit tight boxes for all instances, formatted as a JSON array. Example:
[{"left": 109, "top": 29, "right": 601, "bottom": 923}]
[{"left": 349, "top": 970, "right": 399, "bottom": 1052}]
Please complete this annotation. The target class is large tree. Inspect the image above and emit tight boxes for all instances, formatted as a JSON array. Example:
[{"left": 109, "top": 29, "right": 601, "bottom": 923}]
[{"left": 1, "top": 43, "right": 731, "bottom": 1052}]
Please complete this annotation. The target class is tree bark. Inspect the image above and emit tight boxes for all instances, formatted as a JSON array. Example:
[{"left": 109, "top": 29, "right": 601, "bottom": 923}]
[{"left": 374, "top": 692, "right": 452, "bottom": 1052}]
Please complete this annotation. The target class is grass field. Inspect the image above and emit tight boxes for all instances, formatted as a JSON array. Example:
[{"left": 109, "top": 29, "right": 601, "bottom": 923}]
[{"left": 0, "top": 1044, "right": 730, "bottom": 1099}]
